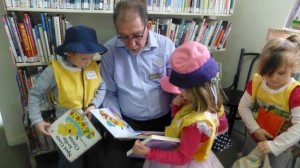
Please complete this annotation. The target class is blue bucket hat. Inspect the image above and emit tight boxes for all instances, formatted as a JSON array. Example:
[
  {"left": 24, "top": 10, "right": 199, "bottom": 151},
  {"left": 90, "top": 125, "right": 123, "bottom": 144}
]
[{"left": 55, "top": 25, "right": 107, "bottom": 56}]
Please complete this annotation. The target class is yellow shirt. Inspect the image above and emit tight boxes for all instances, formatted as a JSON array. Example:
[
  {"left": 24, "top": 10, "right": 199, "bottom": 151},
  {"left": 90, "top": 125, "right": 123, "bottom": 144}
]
[{"left": 165, "top": 104, "right": 217, "bottom": 161}]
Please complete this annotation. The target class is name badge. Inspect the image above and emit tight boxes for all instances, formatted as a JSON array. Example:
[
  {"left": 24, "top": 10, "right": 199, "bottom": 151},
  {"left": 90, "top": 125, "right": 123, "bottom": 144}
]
[
  {"left": 86, "top": 71, "right": 97, "bottom": 80},
  {"left": 149, "top": 73, "right": 162, "bottom": 80}
]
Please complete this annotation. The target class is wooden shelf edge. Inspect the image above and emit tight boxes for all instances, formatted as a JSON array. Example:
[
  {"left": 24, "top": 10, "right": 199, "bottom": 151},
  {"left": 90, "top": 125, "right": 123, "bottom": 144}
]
[{"left": 6, "top": 7, "right": 232, "bottom": 16}]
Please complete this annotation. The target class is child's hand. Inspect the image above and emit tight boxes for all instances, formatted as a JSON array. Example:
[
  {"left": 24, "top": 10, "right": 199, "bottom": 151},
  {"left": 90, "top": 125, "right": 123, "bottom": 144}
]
[
  {"left": 257, "top": 141, "right": 271, "bottom": 154},
  {"left": 35, "top": 121, "right": 51, "bottom": 136},
  {"left": 253, "top": 128, "right": 273, "bottom": 141},
  {"left": 173, "top": 95, "right": 186, "bottom": 106},
  {"left": 132, "top": 140, "right": 150, "bottom": 156},
  {"left": 83, "top": 105, "right": 96, "bottom": 120}
]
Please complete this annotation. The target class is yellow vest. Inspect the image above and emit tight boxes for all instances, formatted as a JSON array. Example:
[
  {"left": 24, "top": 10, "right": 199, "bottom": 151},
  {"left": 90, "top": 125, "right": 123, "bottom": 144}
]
[
  {"left": 51, "top": 60, "right": 101, "bottom": 109},
  {"left": 165, "top": 105, "right": 217, "bottom": 162},
  {"left": 251, "top": 73, "right": 299, "bottom": 137}
]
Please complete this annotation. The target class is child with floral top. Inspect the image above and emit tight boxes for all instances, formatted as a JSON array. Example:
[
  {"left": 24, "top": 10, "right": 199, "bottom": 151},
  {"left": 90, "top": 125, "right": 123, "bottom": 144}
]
[{"left": 238, "top": 37, "right": 300, "bottom": 168}]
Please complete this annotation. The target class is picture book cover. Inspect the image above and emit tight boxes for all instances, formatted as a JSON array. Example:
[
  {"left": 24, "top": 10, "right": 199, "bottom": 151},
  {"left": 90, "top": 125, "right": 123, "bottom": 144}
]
[
  {"left": 49, "top": 109, "right": 101, "bottom": 162},
  {"left": 90, "top": 108, "right": 164, "bottom": 139},
  {"left": 126, "top": 135, "right": 180, "bottom": 158}
]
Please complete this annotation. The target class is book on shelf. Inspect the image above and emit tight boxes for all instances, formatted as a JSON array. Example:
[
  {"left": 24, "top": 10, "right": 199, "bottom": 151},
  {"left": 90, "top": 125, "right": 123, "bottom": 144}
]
[
  {"left": 18, "top": 23, "right": 34, "bottom": 59},
  {"left": 23, "top": 13, "right": 38, "bottom": 62},
  {"left": 37, "top": 24, "right": 49, "bottom": 62},
  {"left": 6, "top": 15, "right": 26, "bottom": 62},
  {"left": 217, "top": 20, "right": 232, "bottom": 49},
  {"left": 126, "top": 135, "right": 180, "bottom": 158},
  {"left": 90, "top": 108, "right": 164, "bottom": 139},
  {"left": 40, "top": 13, "right": 51, "bottom": 60},
  {"left": 1, "top": 16, "right": 20, "bottom": 63},
  {"left": 49, "top": 109, "right": 102, "bottom": 162}
]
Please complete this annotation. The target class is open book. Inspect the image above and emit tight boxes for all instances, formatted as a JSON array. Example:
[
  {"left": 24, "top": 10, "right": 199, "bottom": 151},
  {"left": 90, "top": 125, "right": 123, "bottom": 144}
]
[
  {"left": 49, "top": 109, "right": 101, "bottom": 162},
  {"left": 127, "top": 135, "right": 180, "bottom": 158},
  {"left": 90, "top": 108, "right": 164, "bottom": 139}
]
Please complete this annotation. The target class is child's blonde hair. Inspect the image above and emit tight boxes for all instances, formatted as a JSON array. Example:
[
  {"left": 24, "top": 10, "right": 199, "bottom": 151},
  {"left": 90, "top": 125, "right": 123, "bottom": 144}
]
[
  {"left": 185, "top": 82, "right": 223, "bottom": 114},
  {"left": 258, "top": 38, "right": 299, "bottom": 76}
]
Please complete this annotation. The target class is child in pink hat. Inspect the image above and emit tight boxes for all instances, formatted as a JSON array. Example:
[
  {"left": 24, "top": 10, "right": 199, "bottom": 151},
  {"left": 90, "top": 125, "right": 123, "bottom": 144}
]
[{"left": 132, "top": 41, "right": 226, "bottom": 168}]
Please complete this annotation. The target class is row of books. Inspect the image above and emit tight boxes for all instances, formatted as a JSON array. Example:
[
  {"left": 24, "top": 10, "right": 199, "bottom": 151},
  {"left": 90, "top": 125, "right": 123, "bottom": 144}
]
[
  {"left": 24, "top": 110, "right": 57, "bottom": 155},
  {"left": 147, "top": 0, "right": 235, "bottom": 14},
  {"left": 5, "top": 0, "right": 235, "bottom": 15},
  {"left": 150, "top": 17, "right": 231, "bottom": 50},
  {"left": 5, "top": 0, "right": 118, "bottom": 11},
  {"left": 16, "top": 66, "right": 54, "bottom": 111},
  {"left": 2, "top": 12, "right": 72, "bottom": 64}
]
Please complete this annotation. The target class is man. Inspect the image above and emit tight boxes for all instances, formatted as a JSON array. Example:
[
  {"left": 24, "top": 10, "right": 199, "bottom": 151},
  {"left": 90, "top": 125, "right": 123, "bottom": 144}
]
[{"left": 100, "top": 0, "right": 175, "bottom": 167}]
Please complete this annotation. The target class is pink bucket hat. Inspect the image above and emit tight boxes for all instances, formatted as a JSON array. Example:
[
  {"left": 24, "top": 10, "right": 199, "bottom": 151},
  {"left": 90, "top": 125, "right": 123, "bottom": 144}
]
[
  {"left": 160, "top": 76, "right": 181, "bottom": 94},
  {"left": 169, "top": 41, "right": 219, "bottom": 88}
]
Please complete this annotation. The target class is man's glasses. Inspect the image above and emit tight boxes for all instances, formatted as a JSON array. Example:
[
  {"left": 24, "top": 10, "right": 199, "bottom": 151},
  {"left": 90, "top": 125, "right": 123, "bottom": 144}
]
[{"left": 117, "top": 25, "right": 146, "bottom": 43}]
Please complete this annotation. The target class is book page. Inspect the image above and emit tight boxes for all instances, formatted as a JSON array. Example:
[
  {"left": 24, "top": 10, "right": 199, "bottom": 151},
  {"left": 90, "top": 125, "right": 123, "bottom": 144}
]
[{"left": 91, "top": 108, "right": 164, "bottom": 139}]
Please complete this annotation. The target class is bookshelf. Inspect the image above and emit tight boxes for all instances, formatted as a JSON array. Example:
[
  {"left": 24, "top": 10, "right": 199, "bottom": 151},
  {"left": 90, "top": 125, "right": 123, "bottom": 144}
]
[{"left": 2, "top": 0, "right": 235, "bottom": 167}]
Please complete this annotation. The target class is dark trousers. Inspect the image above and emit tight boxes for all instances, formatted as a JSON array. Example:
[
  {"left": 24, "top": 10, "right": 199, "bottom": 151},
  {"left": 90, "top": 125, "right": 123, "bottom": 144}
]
[{"left": 100, "top": 113, "right": 172, "bottom": 168}]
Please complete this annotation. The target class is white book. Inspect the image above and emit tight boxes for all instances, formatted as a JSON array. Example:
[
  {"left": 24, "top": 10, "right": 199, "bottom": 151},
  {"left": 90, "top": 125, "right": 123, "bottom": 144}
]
[
  {"left": 49, "top": 109, "right": 102, "bottom": 162},
  {"left": 91, "top": 108, "right": 164, "bottom": 139},
  {"left": 38, "top": 24, "right": 49, "bottom": 63},
  {"left": 126, "top": 135, "right": 180, "bottom": 158},
  {"left": 5, "top": 0, "right": 13, "bottom": 7},
  {"left": 1, "top": 16, "right": 20, "bottom": 63}
]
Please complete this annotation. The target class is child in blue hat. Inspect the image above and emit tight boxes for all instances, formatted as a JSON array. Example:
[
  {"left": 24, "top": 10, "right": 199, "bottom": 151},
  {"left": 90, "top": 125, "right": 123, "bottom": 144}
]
[{"left": 28, "top": 25, "right": 107, "bottom": 168}]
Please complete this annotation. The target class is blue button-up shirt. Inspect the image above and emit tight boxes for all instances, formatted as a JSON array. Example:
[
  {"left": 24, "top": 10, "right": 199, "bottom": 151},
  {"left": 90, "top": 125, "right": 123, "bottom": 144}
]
[{"left": 101, "top": 31, "right": 175, "bottom": 121}]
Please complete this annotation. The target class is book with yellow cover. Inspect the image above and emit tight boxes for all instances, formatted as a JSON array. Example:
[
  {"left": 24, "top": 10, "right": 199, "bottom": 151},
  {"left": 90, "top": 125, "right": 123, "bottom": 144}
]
[{"left": 49, "top": 109, "right": 101, "bottom": 162}]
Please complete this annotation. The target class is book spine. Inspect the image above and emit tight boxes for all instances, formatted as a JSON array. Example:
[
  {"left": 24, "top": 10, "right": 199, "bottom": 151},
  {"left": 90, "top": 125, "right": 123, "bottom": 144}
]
[
  {"left": 8, "top": 16, "right": 27, "bottom": 63},
  {"left": 17, "top": 69, "right": 28, "bottom": 105},
  {"left": 1, "top": 16, "right": 20, "bottom": 63},
  {"left": 218, "top": 27, "right": 231, "bottom": 49},
  {"left": 16, "top": 71, "right": 27, "bottom": 108},
  {"left": 6, "top": 16, "right": 24, "bottom": 62},
  {"left": 37, "top": 24, "right": 49, "bottom": 63},
  {"left": 23, "top": 13, "right": 38, "bottom": 62},
  {"left": 40, "top": 13, "right": 51, "bottom": 60},
  {"left": 18, "top": 23, "right": 33, "bottom": 59},
  {"left": 47, "top": 15, "right": 56, "bottom": 60},
  {"left": 5, "top": 0, "right": 13, "bottom": 7},
  {"left": 34, "top": 25, "right": 45, "bottom": 63},
  {"left": 53, "top": 16, "right": 62, "bottom": 48}
]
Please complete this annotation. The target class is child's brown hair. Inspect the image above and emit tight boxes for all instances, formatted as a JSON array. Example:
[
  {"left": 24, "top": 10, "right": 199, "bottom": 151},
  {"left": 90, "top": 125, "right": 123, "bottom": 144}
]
[{"left": 258, "top": 38, "right": 299, "bottom": 76}]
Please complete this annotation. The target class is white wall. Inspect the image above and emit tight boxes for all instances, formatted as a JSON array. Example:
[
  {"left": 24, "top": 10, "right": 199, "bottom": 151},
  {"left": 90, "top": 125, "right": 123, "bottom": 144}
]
[
  {"left": 214, "top": 0, "right": 296, "bottom": 89},
  {"left": 0, "top": 0, "right": 296, "bottom": 146}
]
